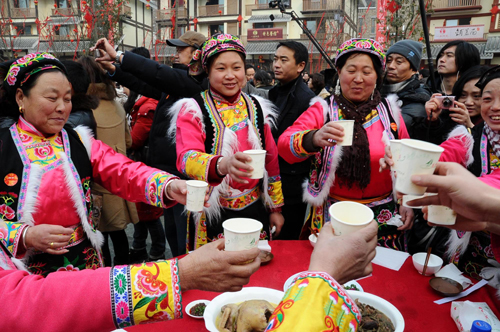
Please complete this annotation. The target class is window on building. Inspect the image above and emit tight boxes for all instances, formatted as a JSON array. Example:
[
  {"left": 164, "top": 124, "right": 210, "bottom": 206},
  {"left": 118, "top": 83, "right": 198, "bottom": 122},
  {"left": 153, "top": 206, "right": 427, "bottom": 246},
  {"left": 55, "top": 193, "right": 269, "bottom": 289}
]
[
  {"left": 210, "top": 24, "right": 224, "bottom": 36},
  {"left": 358, "top": 18, "right": 364, "bottom": 34},
  {"left": 371, "top": 18, "right": 376, "bottom": 33},
  {"left": 459, "top": 17, "right": 471, "bottom": 25},
  {"left": 446, "top": 19, "right": 458, "bottom": 26},
  {"left": 306, "top": 20, "right": 317, "bottom": 33},
  {"left": 13, "top": 0, "right": 29, "bottom": 8},
  {"left": 255, "top": 23, "right": 273, "bottom": 29},
  {"left": 14, "top": 24, "right": 32, "bottom": 35}
]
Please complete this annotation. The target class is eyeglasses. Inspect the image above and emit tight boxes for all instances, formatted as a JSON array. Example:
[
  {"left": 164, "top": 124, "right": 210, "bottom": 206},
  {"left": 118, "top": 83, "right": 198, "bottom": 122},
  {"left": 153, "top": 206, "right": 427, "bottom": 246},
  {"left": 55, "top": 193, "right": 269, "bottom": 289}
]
[{"left": 475, "top": 65, "right": 500, "bottom": 90}]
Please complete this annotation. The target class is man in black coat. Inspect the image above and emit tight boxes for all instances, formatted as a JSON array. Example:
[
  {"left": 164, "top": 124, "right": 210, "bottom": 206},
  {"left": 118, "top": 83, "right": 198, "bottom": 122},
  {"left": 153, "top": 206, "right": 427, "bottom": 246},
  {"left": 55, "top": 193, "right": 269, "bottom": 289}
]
[
  {"left": 269, "top": 41, "right": 315, "bottom": 239},
  {"left": 94, "top": 32, "right": 208, "bottom": 257}
]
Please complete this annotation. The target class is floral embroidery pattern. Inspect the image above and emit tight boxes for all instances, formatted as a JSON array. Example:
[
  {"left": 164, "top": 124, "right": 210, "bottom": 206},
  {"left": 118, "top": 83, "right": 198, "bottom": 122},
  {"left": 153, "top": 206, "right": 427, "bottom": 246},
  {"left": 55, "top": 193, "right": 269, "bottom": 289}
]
[
  {"left": 376, "top": 209, "right": 392, "bottom": 223},
  {"left": 111, "top": 265, "right": 133, "bottom": 328},
  {"left": 290, "top": 130, "right": 314, "bottom": 159},
  {"left": 144, "top": 172, "right": 173, "bottom": 208},
  {"left": 0, "top": 204, "right": 15, "bottom": 220}
]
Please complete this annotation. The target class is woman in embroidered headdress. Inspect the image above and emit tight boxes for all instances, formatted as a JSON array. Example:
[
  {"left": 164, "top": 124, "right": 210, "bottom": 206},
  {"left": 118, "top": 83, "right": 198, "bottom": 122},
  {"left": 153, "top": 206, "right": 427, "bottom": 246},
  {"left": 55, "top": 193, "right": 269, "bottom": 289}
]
[
  {"left": 278, "top": 38, "right": 414, "bottom": 251},
  {"left": 0, "top": 52, "right": 190, "bottom": 276},
  {"left": 169, "top": 34, "right": 284, "bottom": 250}
]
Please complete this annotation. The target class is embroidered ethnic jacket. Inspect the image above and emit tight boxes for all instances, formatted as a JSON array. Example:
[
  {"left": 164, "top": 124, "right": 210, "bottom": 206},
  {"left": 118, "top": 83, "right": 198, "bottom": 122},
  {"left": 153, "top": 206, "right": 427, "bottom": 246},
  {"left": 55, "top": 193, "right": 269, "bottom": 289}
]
[{"left": 0, "top": 117, "right": 177, "bottom": 275}]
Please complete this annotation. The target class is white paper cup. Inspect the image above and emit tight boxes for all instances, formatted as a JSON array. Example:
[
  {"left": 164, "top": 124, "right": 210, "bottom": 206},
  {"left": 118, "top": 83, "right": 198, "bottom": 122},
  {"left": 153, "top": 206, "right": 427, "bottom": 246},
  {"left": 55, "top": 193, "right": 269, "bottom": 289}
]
[
  {"left": 389, "top": 139, "right": 401, "bottom": 173},
  {"left": 243, "top": 150, "right": 266, "bottom": 179},
  {"left": 336, "top": 120, "right": 355, "bottom": 146},
  {"left": 395, "top": 139, "right": 444, "bottom": 195},
  {"left": 223, "top": 218, "right": 263, "bottom": 251},
  {"left": 402, "top": 194, "right": 425, "bottom": 209},
  {"left": 425, "top": 193, "right": 457, "bottom": 225},
  {"left": 328, "top": 201, "right": 374, "bottom": 236},
  {"left": 186, "top": 180, "right": 208, "bottom": 212}
]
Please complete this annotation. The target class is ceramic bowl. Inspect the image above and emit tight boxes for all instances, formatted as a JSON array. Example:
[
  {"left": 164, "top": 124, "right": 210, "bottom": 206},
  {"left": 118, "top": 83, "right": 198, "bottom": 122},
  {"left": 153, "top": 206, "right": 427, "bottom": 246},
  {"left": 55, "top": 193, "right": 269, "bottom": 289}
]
[
  {"left": 185, "top": 299, "right": 210, "bottom": 319},
  {"left": 412, "top": 252, "right": 443, "bottom": 276},
  {"left": 203, "top": 287, "right": 284, "bottom": 332},
  {"left": 348, "top": 290, "right": 405, "bottom": 332}
]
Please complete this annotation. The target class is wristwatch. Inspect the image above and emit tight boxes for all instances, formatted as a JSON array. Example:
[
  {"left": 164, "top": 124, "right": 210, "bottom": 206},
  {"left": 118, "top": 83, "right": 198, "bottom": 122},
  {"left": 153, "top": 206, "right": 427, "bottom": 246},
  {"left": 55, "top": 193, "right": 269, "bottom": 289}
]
[{"left": 115, "top": 51, "right": 124, "bottom": 64}]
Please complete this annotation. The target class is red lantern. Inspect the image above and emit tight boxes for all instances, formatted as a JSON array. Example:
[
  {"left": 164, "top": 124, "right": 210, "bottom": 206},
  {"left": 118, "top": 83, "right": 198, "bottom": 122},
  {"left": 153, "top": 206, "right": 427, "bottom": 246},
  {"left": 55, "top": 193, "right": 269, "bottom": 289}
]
[
  {"left": 237, "top": 14, "right": 242, "bottom": 28},
  {"left": 218, "top": 10, "right": 222, "bottom": 15},
  {"left": 491, "top": 5, "right": 499, "bottom": 14},
  {"left": 34, "top": 0, "right": 38, "bottom": 4},
  {"left": 82, "top": 0, "right": 86, "bottom": 4},
  {"left": 54, "top": 3, "right": 57, "bottom": 7},
  {"left": 70, "top": 39, "right": 74, "bottom": 42}
]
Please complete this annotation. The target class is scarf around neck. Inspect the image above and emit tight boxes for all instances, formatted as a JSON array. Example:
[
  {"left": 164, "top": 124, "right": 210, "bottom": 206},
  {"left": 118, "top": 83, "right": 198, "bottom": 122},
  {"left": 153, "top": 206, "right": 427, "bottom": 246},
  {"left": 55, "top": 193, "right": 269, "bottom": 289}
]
[
  {"left": 334, "top": 90, "right": 382, "bottom": 189},
  {"left": 484, "top": 124, "right": 500, "bottom": 159}
]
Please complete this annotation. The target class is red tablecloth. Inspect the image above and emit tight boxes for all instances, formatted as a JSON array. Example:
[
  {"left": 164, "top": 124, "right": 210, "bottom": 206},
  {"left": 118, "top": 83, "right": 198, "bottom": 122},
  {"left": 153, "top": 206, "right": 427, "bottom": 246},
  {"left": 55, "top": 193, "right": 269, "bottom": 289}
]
[{"left": 126, "top": 240, "right": 500, "bottom": 331}]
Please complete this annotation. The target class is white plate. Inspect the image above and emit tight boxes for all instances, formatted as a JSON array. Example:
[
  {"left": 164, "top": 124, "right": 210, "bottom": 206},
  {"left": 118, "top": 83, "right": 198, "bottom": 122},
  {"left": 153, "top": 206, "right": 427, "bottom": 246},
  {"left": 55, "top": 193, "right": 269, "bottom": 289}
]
[
  {"left": 185, "top": 299, "right": 210, "bottom": 319},
  {"left": 348, "top": 290, "right": 405, "bottom": 332},
  {"left": 283, "top": 272, "right": 364, "bottom": 292},
  {"left": 203, "top": 287, "right": 284, "bottom": 332}
]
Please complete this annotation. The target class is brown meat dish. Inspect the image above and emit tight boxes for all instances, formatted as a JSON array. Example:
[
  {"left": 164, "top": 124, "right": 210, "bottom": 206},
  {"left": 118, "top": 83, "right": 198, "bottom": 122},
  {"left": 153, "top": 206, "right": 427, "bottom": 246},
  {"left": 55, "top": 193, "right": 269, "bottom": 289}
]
[
  {"left": 356, "top": 299, "right": 395, "bottom": 332},
  {"left": 218, "top": 300, "right": 276, "bottom": 332}
]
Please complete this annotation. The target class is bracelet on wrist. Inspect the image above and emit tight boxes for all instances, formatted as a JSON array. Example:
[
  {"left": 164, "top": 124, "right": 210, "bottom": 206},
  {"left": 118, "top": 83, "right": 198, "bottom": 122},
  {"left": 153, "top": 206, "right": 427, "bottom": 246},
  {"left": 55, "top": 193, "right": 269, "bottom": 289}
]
[
  {"left": 216, "top": 157, "right": 225, "bottom": 177},
  {"left": 22, "top": 226, "right": 30, "bottom": 250}
]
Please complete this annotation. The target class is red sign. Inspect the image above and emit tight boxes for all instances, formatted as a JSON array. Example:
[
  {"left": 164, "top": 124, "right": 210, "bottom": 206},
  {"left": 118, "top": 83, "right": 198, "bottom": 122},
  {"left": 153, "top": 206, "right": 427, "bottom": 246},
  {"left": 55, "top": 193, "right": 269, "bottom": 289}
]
[
  {"left": 375, "top": 0, "right": 387, "bottom": 48},
  {"left": 247, "top": 28, "right": 283, "bottom": 40}
]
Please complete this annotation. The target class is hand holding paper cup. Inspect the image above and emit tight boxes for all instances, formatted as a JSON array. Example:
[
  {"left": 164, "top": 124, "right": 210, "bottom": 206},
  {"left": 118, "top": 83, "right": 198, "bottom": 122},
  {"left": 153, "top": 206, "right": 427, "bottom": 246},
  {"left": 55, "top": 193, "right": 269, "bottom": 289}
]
[
  {"left": 395, "top": 139, "right": 444, "bottom": 195},
  {"left": 243, "top": 150, "right": 266, "bottom": 179},
  {"left": 389, "top": 139, "right": 401, "bottom": 173},
  {"left": 328, "top": 201, "right": 374, "bottom": 236},
  {"left": 186, "top": 180, "right": 208, "bottom": 212},
  {"left": 335, "top": 120, "right": 355, "bottom": 146},
  {"left": 425, "top": 193, "right": 457, "bottom": 225},
  {"left": 223, "top": 218, "right": 263, "bottom": 251}
]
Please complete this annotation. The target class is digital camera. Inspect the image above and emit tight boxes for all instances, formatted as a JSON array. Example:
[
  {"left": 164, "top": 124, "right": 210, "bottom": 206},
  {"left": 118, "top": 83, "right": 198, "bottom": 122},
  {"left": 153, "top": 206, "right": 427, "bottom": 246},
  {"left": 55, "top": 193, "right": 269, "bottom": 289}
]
[{"left": 435, "top": 95, "right": 455, "bottom": 110}]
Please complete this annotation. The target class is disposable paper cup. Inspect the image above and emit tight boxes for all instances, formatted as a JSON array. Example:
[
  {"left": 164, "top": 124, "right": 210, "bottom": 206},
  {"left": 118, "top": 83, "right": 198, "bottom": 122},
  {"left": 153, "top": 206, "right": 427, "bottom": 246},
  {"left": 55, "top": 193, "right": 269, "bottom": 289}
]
[
  {"left": 223, "top": 218, "right": 263, "bottom": 251},
  {"left": 336, "top": 120, "right": 355, "bottom": 146},
  {"left": 328, "top": 201, "right": 374, "bottom": 236},
  {"left": 186, "top": 180, "right": 208, "bottom": 212},
  {"left": 389, "top": 139, "right": 402, "bottom": 173},
  {"left": 402, "top": 194, "right": 425, "bottom": 209},
  {"left": 395, "top": 139, "right": 444, "bottom": 195},
  {"left": 425, "top": 193, "right": 457, "bottom": 225},
  {"left": 243, "top": 150, "right": 266, "bottom": 179}
]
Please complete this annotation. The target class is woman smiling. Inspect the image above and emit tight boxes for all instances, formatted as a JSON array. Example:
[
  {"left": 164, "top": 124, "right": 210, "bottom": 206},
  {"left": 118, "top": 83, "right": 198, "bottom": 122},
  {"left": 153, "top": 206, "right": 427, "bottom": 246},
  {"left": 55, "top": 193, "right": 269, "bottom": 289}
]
[
  {"left": 0, "top": 53, "right": 189, "bottom": 276},
  {"left": 278, "top": 39, "right": 413, "bottom": 251}
]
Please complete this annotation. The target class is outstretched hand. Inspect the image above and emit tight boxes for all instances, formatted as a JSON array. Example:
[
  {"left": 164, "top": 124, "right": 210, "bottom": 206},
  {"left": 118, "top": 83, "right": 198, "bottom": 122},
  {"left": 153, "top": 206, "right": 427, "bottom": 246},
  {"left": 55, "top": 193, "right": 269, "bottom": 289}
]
[
  {"left": 309, "top": 221, "right": 378, "bottom": 284},
  {"left": 177, "top": 239, "right": 261, "bottom": 292},
  {"left": 25, "top": 224, "right": 73, "bottom": 255}
]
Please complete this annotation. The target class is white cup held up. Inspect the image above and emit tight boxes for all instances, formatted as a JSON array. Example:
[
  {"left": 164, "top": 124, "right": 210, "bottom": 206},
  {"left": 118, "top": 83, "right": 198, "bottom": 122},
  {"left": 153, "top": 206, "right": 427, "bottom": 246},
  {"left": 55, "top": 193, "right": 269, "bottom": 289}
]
[
  {"left": 243, "top": 149, "right": 266, "bottom": 179},
  {"left": 186, "top": 180, "right": 208, "bottom": 212}
]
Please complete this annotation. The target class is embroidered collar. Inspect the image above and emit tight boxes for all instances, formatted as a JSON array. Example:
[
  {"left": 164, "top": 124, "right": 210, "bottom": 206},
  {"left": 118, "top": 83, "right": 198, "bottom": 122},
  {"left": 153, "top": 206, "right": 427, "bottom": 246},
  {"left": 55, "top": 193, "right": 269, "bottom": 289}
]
[
  {"left": 209, "top": 87, "right": 241, "bottom": 105},
  {"left": 18, "top": 116, "right": 47, "bottom": 138}
]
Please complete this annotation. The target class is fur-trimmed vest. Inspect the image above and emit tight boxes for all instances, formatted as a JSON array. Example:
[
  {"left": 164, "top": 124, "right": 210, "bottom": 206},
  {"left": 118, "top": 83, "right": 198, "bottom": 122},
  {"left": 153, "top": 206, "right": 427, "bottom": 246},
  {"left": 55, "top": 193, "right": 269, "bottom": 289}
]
[
  {"left": 0, "top": 123, "right": 102, "bottom": 249},
  {"left": 168, "top": 91, "right": 278, "bottom": 221},
  {"left": 303, "top": 95, "right": 400, "bottom": 207}
]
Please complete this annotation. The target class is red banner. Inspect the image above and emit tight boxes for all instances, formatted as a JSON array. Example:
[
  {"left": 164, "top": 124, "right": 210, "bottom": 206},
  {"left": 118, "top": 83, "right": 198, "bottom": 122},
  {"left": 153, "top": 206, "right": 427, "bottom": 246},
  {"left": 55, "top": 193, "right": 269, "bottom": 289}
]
[
  {"left": 375, "top": 0, "right": 387, "bottom": 47},
  {"left": 247, "top": 28, "right": 283, "bottom": 41}
]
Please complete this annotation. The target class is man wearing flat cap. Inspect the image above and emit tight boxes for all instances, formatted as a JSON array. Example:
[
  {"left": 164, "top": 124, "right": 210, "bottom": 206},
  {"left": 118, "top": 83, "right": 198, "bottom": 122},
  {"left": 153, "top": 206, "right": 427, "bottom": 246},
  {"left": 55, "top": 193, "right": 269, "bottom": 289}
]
[{"left": 381, "top": 40, "right": 430, "bottom": 129}]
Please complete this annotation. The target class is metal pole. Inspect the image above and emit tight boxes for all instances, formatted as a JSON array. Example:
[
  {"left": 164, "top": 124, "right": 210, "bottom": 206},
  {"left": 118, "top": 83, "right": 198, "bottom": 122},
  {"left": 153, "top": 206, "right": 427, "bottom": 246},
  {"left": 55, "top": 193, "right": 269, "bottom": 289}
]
[{"left": 418, "top": 0, "right": 436, "bottom": 92}]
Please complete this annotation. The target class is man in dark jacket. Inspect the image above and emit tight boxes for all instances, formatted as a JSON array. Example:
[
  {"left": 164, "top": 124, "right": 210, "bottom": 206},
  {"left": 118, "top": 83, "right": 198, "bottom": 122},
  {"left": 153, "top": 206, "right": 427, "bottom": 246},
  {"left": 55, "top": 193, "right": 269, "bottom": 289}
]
[
  {"left": 269, "top": 41, "right": 315, "bottom": 240},
  {"left": 94, "top": 32, "right": 208, "bottom": 257},
  {"left": 381, "top": 40, "right": 430, "bottom": 130}
]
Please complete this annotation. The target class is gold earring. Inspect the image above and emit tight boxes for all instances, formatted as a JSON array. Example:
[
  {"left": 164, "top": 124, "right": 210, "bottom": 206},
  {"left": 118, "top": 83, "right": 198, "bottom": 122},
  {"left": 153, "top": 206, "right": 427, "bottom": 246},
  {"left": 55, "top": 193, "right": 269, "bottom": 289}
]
[{"left": 19, "top": 106, "right": 23, "bottom": 114}]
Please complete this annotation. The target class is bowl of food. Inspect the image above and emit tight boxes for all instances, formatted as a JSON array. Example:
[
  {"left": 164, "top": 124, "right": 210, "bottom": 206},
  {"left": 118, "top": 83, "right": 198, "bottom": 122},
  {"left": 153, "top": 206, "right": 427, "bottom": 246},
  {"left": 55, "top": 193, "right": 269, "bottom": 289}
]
[
  {"left": 204, "top": 287, "right": 284, "bottom": 332},
  {"left": 348, "top": 290, "right": 404, "bottom": 332},
  {"left": 185, "top": 299, "right": 210, "bottom": 319},
  {"left": 309, "top": 233, "right": 317, "bottom": 248},
  {"left": 412, "top": 252, "right": 443, "bottom": 276}
]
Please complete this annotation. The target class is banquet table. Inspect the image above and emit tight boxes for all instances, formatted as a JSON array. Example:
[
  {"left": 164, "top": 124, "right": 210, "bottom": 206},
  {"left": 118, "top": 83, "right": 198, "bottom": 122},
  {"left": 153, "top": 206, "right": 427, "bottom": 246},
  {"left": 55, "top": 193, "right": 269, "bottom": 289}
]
[{"left": 126, "top": 240, "right": 500, "bottom": 331}]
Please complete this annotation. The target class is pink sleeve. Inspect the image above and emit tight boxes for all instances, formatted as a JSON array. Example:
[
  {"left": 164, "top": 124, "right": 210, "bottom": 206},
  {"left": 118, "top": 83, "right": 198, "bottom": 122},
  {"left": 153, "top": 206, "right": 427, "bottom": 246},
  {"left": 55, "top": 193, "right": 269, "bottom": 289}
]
[
  {"left": 479, "top": 169, "right": 500, "bottom": 189},
  {"left": 278, "top": 101, "right": 325, "bottom": 164},
  {"left": 0, "top": 267, "right": 116, "bottom": 331},
  {"left": 439, "top": 138, "right": 468, "bottom": 165},
  {"left": 175, "top": 103, "right": 222, "bottom": 186},
  {"left": 0, "top": 259, "right": 183, "bottom": 331},
  {"left": 91, "top": 139, "right": 178, "bottom": 208}
]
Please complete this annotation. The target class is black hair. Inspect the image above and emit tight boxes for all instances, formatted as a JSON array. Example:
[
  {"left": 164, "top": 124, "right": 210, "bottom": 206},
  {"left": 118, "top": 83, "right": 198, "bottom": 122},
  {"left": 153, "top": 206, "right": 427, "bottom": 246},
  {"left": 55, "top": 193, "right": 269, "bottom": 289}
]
[
  {"left": 452, "top": 65, "right": 489, "bottom": 98},
  {"left": 336, "top": 52, "right": 383, "bottom": 88},
  {"left": 267, "top": 70, "right": 275, "bottom": 79},
  {"left": 277, "top": 41, "right": 308, "bottom": 71},
  {"left": 437, "top": 41, "right": 480, "bottom": 74},
  {"left": 206, "top": 51, "right": 246, "bottom": 73},
  {"left": 254, "top": 70, "right": 272, "bottom": 87},
  {"left": 61, "top": 60, "right": 90, "bottom": 95},
  {"left": 310, "top": 72, "right": 325, "bottom": 94},
  {"left": 0, "top": 68, "right": 67, "bottom": 119},
  {"left": 77, "top": 55, "right": 117, "bottom": 98},
  {"left": 245, "top": 63, "right": 255, "bottom": 71},
  {"left": 131, "top": 47, "right": 150, "bottom": 59},
  {"left": 419, "top": 68, "right": 430, "bottom": 78}
]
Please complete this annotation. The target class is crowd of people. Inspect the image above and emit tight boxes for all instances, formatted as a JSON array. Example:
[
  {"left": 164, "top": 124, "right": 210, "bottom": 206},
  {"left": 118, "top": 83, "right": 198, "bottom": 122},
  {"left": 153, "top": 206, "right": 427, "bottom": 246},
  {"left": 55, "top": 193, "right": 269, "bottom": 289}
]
[{"left": 0, "top": 31, "right": 499, "bottom": 330}]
